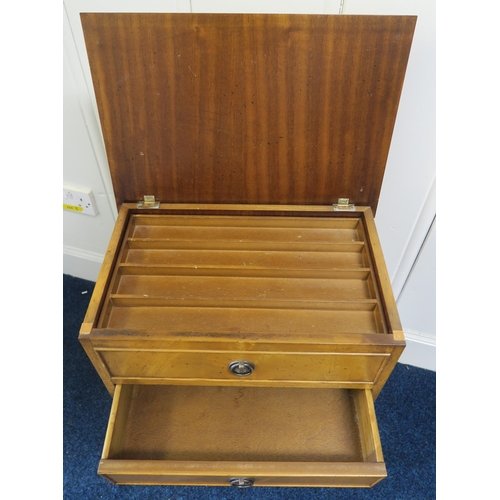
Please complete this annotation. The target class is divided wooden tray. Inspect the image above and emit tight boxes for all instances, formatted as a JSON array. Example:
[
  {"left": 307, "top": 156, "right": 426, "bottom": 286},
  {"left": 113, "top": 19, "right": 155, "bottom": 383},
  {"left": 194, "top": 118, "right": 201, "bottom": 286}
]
[
  {"left": 81, "top": 205, "right": 404, "bottom": 400},
  {"left": 102, "top": 213, "right": 385, "bottom": 334}
]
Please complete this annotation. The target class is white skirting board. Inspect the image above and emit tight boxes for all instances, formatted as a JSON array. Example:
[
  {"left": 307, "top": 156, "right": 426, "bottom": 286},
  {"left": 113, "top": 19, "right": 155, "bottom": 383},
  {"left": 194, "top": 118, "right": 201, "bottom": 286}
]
[
  {"left": 63, "top": 246, "right": 104, "bottom": 283},
  {"left": 399, "top": 329, "right": 436, "bottom": 372}
]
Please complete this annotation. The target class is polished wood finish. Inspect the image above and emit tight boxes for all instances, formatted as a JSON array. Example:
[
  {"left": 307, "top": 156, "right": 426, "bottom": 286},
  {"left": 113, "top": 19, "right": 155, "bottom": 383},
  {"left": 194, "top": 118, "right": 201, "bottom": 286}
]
[
  {"left": 99, "top": 384, "right": 386, "bottom": 487},
  {"left": 80, "top": 204, "right": 131, "bottom": 332},
  {"left": 79, "top": 204, "right": 132, "bottom": 395},
  {"left": 353, "top": 389, "right": 384, "bottom": 463},
  {"left": 81, "top": 13, "right": 415, "bottom": 212},
  {"left": 79, "top": 13, "right": 413, "bottom": 488},
  {"left": 360, "top": 208, "right": 406, "bottom": 398},
  {"left": 99, "top": 349, "right": 390, "bottom": 386},
  {"left": 80, "top": 207, "right": 404, "bottom": 393},
  {"left": 98, "top": 212, "right": 386, "bottom": 337},
  {"left": 98, "top": 461, "right": 386, "bottom": 487},
  {"left": 78, "top": 204, "right": 404, "bottom": 486}
]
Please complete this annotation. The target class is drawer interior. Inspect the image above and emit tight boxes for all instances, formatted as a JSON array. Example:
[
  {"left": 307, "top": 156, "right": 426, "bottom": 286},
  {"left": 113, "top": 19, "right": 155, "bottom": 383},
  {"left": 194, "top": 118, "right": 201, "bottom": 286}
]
[
  {"left": 99, "top": 384, "right": 386, "bottom": 486},
  {"left": 97, "top": 214, "right": 388, "bottom": 337}
]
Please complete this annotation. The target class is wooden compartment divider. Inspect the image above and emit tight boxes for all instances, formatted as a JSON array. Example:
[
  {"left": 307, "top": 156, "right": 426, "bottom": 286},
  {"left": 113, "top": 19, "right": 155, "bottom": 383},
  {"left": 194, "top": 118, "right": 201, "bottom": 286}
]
[{"left": 96, "top": 213, "right": 385, "bottom": 336}]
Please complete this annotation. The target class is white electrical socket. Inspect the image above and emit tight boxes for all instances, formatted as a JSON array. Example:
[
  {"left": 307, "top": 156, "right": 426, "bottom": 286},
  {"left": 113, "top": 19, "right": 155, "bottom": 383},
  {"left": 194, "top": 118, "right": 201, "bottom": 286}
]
[{"left": 63, "top": 186, "right": 99, "bottom": 216}]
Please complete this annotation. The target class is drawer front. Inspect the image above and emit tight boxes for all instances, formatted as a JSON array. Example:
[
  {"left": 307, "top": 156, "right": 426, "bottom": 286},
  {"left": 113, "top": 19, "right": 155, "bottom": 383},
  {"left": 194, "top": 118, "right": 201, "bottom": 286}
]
[
  {"left": 99, "top": 464, "right": 386, "bottom": 488},
  {"left": 98, "top": 349, "right": 389, "bottom": 386},
  {"left": 99, "top": 385, "right": 386, "bottom": 487}
]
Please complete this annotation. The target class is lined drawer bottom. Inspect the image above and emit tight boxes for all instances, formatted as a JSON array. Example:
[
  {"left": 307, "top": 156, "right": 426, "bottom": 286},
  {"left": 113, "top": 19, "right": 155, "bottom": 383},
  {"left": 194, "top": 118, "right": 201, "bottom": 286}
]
[{"left": 99, "top": 385, "right": 386, "bottom": 487}]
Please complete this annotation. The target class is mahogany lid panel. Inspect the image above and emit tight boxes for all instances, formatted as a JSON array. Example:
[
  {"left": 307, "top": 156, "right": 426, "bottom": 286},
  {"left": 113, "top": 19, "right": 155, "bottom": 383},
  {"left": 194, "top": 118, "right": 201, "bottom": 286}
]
[{"left": 81, "top": 14, "right": 416, "bottom": 212}]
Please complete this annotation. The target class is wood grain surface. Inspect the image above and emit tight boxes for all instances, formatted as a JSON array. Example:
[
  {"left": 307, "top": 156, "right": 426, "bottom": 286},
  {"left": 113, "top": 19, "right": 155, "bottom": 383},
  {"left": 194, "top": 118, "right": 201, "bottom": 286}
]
[
  {"left": 110, "top": 385, "right": 364, "bottom": 462},
  {"left": 78, "top": 14, "right": 410, "bottom": 486},
  {"left": 99, "top": 349, "right": 388, "bottom": 384},
  {"left": 98, "top": 385, "right": 386, "bottom": 486},
  {"left": 81, "top": 14, "right": 416, "bottom": 211},
  {"left": 81, "top": 207, "right": 404, "bottom": 394},
  {"left": 97, "top": 214, "right": 386, "bottom": 337}
]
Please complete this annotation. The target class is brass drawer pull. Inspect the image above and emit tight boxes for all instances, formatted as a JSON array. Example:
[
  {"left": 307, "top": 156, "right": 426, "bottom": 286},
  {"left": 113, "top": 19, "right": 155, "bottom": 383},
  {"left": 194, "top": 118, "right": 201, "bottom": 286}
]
[
  {"left": 228, "top": 360, "right": 255, "bottom": 376},
  {"left": 229, "top": 477, "right": 254, "bottom": 488}
]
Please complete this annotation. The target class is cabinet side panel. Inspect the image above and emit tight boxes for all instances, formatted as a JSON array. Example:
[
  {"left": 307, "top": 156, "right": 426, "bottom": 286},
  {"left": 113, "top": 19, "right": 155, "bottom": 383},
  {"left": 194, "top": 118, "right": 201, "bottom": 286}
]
[
  {"left": 361, "top": 208, "right": 405, "bottom": 398},
  {"left": 361, "top": 209, "right": 403, "bottom": 338},
  {"left": 79, "top": 336, "right": 115, "bottom": 395},
  {"left": 80, "top": 205, "right": 130, "bottom": 329},
  {"left": 79, "top": 205, "right": 131, "bottom": 395},
  {"left": 353, "top": 389, "right": 384, "bottom": 463}
]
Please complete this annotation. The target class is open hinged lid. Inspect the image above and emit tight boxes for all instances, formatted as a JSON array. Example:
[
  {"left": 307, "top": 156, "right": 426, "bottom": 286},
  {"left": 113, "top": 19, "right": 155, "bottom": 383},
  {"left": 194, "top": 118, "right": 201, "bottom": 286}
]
[{"left": 81, "top": 13, "right": 416, "bottom": 213}]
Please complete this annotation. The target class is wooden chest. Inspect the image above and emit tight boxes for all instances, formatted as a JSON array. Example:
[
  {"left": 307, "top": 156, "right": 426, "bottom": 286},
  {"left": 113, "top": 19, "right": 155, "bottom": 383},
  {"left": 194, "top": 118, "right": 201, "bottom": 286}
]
[{"left": 79, "top": 13, "right": 416, "bottom": 488}]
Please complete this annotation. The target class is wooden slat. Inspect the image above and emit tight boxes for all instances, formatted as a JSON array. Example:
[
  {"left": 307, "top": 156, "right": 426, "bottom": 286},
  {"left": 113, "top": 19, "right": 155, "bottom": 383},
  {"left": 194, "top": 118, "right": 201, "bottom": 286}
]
[
  {"left": 127, "top": 238, "right": 365, "bottom": 253},
  {"left": 131, "top": 225, "right": 360, "bottom": 243},
  {"left": 132, "top": 214, "right": 360, "bottom": 229},
  {"left": 97, "top": 347, "right": 390, "bottom": 355},
  {"left": 90, "top": 332, "right": 397, "bottom": 351},
  {"left": 124, "top": 202, "right": 367, "bottom": 215},
  {"left": 99, "top": 473, "right": 386, "bottom": 487},
  {"left": 118, "top": 264, "right": 370, "bottom": 279},
  {"left": 99, "top": 459, "right": 386, "bottom": 481},
  {"left": 353, "top": 390, "right": 384, "bottom": 463},
  {"left": 104, "top": 306, "right": 381, "bottom": 334},
  {"left": 109, "top": 377, "right": 374, "bottom": 390},
  {"left": 123, "top": 248, "right": 365, "bottom": 268},
  {"left": 109, "top": 295, "right": 378, "bottom": 311},
  {"left": 90, "top": 329, "right": 401, "bottom": 347},
  {"left": 114, "top": 275, "right": 372, "bottom": 301},
  {"left": 101, "top": 384, "right": 134, "bottom": 459}
]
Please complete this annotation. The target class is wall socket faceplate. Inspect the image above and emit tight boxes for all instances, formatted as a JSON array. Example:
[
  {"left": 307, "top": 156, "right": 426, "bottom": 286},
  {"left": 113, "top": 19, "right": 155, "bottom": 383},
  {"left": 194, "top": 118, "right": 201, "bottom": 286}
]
[{"left": 63, "top": 187, "right": 99, "bottom": 216}]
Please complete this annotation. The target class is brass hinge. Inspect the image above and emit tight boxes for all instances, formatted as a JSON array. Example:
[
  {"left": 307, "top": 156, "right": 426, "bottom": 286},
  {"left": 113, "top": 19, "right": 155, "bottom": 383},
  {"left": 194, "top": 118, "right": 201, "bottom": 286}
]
[
  {"left": 138, "top": 195, "right": 160, "bottom": 209},
  {"left": 332, "top": 198, "right": 355, "bottom": 211}
]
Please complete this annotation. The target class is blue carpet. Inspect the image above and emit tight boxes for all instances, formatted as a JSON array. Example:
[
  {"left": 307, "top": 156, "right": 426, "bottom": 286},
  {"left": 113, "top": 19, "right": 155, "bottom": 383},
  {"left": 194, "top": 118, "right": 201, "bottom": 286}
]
[{"left": 63, "top": 274, "right": 435, "bottom": 499}]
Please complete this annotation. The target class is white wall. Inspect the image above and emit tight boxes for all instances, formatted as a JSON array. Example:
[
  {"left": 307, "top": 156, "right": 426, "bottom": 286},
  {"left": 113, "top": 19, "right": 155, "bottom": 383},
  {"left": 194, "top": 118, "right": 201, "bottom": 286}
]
[
  {"left": 63, "top": 41, "right": 117, "bottom": 280},
  {"left": 63, "top": 0, "right": 436, "bottom": 370},
  {"left": 398, "top": 218, "right": 436, "bottom": 371}
]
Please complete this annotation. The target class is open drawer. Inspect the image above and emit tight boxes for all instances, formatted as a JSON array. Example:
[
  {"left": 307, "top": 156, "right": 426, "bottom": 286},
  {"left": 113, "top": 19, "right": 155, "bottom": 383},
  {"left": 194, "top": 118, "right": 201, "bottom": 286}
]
[{"left": 98, "top": 384, "right": 386, "bottom": 487}]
